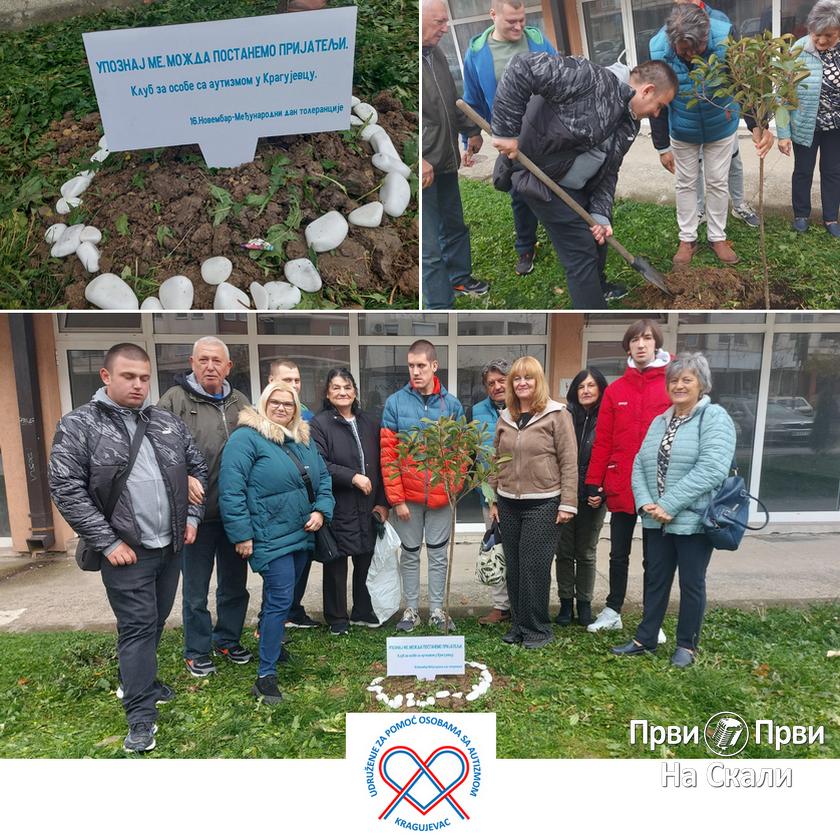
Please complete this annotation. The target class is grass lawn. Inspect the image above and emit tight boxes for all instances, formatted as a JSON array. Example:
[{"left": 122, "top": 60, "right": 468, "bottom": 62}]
[
  {"left": 1, "top": 605, "right": 838, "bottom": 758},
  {"left": 456, "top": 178, "right": 840, "bottom": 310}
]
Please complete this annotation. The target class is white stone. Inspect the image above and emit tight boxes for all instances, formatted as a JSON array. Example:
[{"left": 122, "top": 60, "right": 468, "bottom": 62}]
[
  {"left": 44, "top": 224, "right": 67, "bottom": 244},
  {"left": 140, "top": 296, "right": 164, "bottom": 310},
  {"left": 284, "top": 258, "right": 322, "bottom": 292},
  {"left": 475, "top": 682, "right": 489, "bottom": 696},
  {"left": 98, "top": 135, "right": 109, "bottom": 150},
  {"left": 360, "top": 124, "right": 385, "bottom": 143},
  {"left": 371, "top": 152, "right": 411, "bottom": 178},
  {"left": 468, "top": 661, "right": 487, "bottom": 670},
  {"left": 425, "top": 697, "right": 435, "bottom": 706},
  {"left": 60, "top": 173, "right": 93, "bottom": 200},
  {"left": 368, "top": 128, "right": 399, "bottom": 158},
  {"left": 452, "top": 692, "right": 463, "bottom": 699},
  {"left": 371, "top": 677, "right": 384, "bottom": 685},
  {"left": 392, "top": 694, "right": 403, "bottom": 706},
  {"left": 406, "top": 698, "right": 415, "bottom": 707},
  {"left": 435, "top": 691, "right": 450, "bottom": 698},
  {"left": 378, "top": 694, "right": 389, "bottom": 704},
  {"left": 352, "top": 102, "right": 378, "bottom": 124},
  {"left": 351, "top": 95, "right": 361, "bottom": 107},
  {"left": 50, "top": 224, "right": 84, "bottom": 258},
  {"left": 76, "top": 241, "right": 100, "bottom": 273},
  {"left": 159, "top": 275, "right": 194, "bottom": 310},
  {"left": 85, "top": 273, "right": 139, "bottom": 310},
  {"left": 201, "top": 256, "right": 233, "bottom": 285},
  {"left": 366, "top": 685, "right": 382, "bottom": 693},
  {"left": 90, "top": 148, "right": 110, "bottom": 163},
  {"left": 305, "top": 210, "right": 348, "bottom": 252},
  {"left": 55, "top": 198, "right": 72, "bottom": 215},
  {"left": 350, "top": 115, "right": 363, "bottom": 126},
  {"left": 380, "top": 172, "right": 411, "bottom": 217},
  {"left": 250, "top": 282, "right": 268, "bottom": 310},
  {"left": 416, "top": 700, "right": 427, "bottom": 708},
  {"left": 80, "top": 226, "right": 102, "bottom": 244},
  {"left": 466, "top": 691, "right": 479, "bottom": 701},
  {"left": 348, "top": 202, "right": 383, "bottom": 228},
  {"left": 405, "top": 693, "right": 415, "bottom": 701},
  {"left": 264, "top": 281, "right": 301, "bottom": 310},
  {"left": 481, "top": 670, "right": 493, "bottom": 683},
  {"left": 213, "top": 282, "right": 251, "bottom": 310}
]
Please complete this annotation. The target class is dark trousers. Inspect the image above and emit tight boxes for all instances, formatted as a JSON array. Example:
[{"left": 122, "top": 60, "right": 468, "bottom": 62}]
[
  {"left": 555, "top": 503, "right": 607, "bottom": 602},
  {"left": 635, "top": 529, "right": 713, "bottom": 650},
  {"left": 422, "top": 171, "right": 472, "bottom": 309},
  {"left": 605, "top": 511, "right": 639, "bottom": 613},
  {"left": 519, "top": 185, "right": 608, "bottom": 309},
  {"left": 181, "top": 520, "right": 249, "bottom": 658},
  {"left": 511, "top": 190, "right": 538, "bottom": 256},
  {"left": 323, "top": 552, "right": 376, "bottom": 626},
  {"left": 101, "top": 544, "right": 180, "bottom": 725},
  {"left": 792, "top": 128, "right": 840, "bottom": 222},
  {"left": 498, "top": 497, "right": 560, "bottom": 644},
  {"left": 287, "top": 558, "right": 313, "bottom": 623}
]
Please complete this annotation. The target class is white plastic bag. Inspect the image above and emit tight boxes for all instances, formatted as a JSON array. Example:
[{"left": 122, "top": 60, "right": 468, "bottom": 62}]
[{"left": 367, "top": 520, "right": 402, "bottom": 625}]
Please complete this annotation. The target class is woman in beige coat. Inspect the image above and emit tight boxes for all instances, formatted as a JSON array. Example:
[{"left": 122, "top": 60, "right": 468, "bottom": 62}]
[{"left": 489, "top": 356, "right": 578, "bottom": 648}]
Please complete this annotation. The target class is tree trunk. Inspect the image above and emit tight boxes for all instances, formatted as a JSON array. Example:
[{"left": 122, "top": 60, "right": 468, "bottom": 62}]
[
  {"left": 443, "top": 501, "right": 456, "bottom": 635},
  {"left": 759, "top": 155, "right": 769, "bottom": 309}
]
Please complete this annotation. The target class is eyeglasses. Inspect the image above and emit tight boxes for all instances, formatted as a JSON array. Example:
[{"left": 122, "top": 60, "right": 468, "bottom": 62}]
[{"left": 268, "top": 400, "right": 296, "bottom": 412}]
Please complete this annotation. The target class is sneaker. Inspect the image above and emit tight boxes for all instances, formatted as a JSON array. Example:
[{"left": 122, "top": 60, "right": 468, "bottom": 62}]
[
  {"left": 285, "top": 615, "right": 321, "bottom": 629},
  {"left": 658, "top": 628, "right": 667, "bottom": 645},
  {"left": 731, "top": 202, "right": 760, "bottom": 228},
  {"left": 586, "top": 607, "right": 623, "bottom": 633},
  {"left": 330, "top": 622, "right": 350, "bottom": 636},
  {"left": 603, "top": 282, "right": 628, "bottom": 302},
  {"left": 123, "top": 722, "right": 158, "bottom": 753},
  {"left": 116, "top": 682, "right": 174, "bottom": 704},
  {"left": 251, "top": 675, "right": 284, "bottom": 705},
  {"left": 278, "top": 644, "right": 292, "bottom": 665},
  {"left": 395, "top": 608, "right": 421, "bottom": 632},
  {"left": 184, "top": 655, "right": 217, "bottom": 677},
  {"left": 672, "top": 240, "right": 698, "bottom": 269},
  {"left": 792, "top": 217, "right": 809, "bottom": 233},
  {"left": 452, "top": 277, "right": 490, "bottom": 297},
  {"left": 515, "top": 250, "right": 535, "bottom": 275},
  {"left": 350, "top": 618, "right": 382, "bottom": 628},
  {"left": 478, "top": 608, "right": 511, "bottom": 625},
  {"left": 709, "top": 239, "right": 739, "bottom": 265},
  {"left": 429, "top": 608, "right": 456, "bottom": 632},
  {"left": 214, "top": 643, "right": 253, "bottom": 664}
]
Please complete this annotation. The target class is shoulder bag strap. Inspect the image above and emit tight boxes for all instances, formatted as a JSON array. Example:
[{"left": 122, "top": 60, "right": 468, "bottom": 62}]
[
  {"left": 280, "top": 444, "right": 316, "bottom": 504},
  {"left": 102, "top": 413, "right": 150, "bottom": 520}
]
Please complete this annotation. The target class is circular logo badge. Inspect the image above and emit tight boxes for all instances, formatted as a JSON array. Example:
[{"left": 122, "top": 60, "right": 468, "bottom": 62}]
[{"left": 704, "top": 711, "right": 749, "bottom": 757}]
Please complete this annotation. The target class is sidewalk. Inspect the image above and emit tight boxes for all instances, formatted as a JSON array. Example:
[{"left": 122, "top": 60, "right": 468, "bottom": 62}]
[
  {"left": 1, "top": 526, "right": 838, "bottom": 632},
  {"left": 458, "top": 124, "right": 817, "bottom": 216}
]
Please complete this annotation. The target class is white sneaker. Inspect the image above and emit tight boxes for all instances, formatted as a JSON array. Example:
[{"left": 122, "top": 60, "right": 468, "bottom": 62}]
[
  {"left": 396, "top": 608, "right": 421, "bottom": 632},
  {"left": 587, "top": 607, "right": 623, "bottom": 633},
  {"left": 658, "top": 628, "right": 667, "bottom": 645},
  {"left": 429, "top": 608, "right": 456, "bottom": 632}
]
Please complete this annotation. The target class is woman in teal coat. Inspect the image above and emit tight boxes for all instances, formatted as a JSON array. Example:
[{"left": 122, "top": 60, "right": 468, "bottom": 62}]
[
  {"left": 220, "top": 381, "right": 334, "bottom": 703},
  {"left": 611, "top": 352, "right": 736, "bottom": 668}
]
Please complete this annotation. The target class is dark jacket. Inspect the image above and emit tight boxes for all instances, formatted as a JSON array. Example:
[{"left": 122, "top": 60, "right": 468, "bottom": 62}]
[
  {"left": 218, "top": 407, "right": 335, "bottom": 573},
  {"left": 48, "top": 397, "right": 208, "bottom": 554},
  {"left": 422, "top": 44, "right": 481, "bottom": 175},
  {"left": 491, "top": 53, "right": 640, "bottom": 222},
  {"left": 310, "top": 408, "right": 387, "bottom": 556},
  {"left": 568, "top": 402, "right": 601, "bottom": 502},
  {"left": 158, "top": 373, "right": 250, "bottom": 522}
]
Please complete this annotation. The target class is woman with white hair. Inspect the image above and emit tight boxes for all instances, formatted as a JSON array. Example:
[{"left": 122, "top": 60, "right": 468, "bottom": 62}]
[
  {"left": 220, "top": 381, "right": 334, "bottom": 703},
  {"left": 611, "top": 352, "right": 736, "bottom": 668},
  {"left": 778, "top": 0, "right": 840, "bottom": 236}
]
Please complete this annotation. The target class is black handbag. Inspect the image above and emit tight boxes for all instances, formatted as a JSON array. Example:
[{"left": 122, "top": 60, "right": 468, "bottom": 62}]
[
  {"left": 75, "top": 414, "right": 149, "bottom": 571},
  {"left": 281, "top": 445, "right": 342, "bottom": 564}
]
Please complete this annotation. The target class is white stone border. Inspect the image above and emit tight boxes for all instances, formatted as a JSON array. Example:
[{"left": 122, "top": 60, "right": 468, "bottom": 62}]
[{"left": 365, "top": 661, "right": 493, "bottom": 710}]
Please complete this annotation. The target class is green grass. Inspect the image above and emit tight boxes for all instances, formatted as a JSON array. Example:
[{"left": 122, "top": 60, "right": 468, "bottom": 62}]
[
  {"left": 2, "top": 605, "right": 839, "bottom": 758},
  {"left": 457, "top": 178, "right": 840, "bottom": 310},
  {"left": 0, "top": 0, "right": 418, "bottom": 308}
]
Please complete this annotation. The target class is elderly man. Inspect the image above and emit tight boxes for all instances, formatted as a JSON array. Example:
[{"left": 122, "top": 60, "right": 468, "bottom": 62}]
[
  {"left": 462, "top": 1, "right": 556, "bottom": 276},
  {"left": 492, "top": 55, "right": 678, "bottom": 308},
  {"left": 158, "top": 337, "right": 252, "bottom": 678},
  {"left": 422, "top": 0, "right": 490, "bottom": 308},
  {"left": 49, "top": 343, "right": 207, "bottom": 753}
]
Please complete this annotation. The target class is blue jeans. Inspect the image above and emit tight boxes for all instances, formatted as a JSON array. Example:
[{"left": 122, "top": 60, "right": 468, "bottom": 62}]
[
  {"left": 181, "top": 521, "right": 250, "bottom": 658},
  {"left": 258, "top": 550, "right": 309, "bottom": 676},
  {"left": 422, "top": 171, "right": 472, "bottom": 309}
]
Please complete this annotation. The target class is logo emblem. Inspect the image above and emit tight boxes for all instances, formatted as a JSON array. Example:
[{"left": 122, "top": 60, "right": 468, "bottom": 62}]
[{"left": 704, "top": 711, "right": 748, "bottom": 757}]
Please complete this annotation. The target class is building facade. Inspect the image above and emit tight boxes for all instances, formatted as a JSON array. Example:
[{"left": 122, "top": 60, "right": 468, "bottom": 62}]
[{"left": 1, "top": 311, "right": 838, "bottom": 550}]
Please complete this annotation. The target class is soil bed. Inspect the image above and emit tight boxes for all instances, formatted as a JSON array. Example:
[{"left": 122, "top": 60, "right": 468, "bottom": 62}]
[
  {"left": 34, "top": 91, "right": 418, "bottom": 309},
  {"left": 364, "top": 666, "right": 505, "bottom": 712}
]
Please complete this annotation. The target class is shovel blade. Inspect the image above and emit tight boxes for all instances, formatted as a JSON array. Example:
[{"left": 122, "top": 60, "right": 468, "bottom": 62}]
[{"left": 631, "top": 256, "right": 672, "bottom": 295}]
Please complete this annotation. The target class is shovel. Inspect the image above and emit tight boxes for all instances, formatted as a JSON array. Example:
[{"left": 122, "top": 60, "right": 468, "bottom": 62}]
[{"left": 456, "top": 99, "right": 672, "bottom": 295}]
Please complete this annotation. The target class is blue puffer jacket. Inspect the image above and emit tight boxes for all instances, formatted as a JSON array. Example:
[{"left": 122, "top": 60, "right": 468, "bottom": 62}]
[
  {"left": 471, "top": 396, "right": 504, "bottom": 507},
  {"left": 219, "top": 406, "right": 335, "bottom": 573},
  {"left": 632, "top": 396, "right": 736, "bottom": 535},
  {"left": 463, "top": 25, "right": 555, "bottom": 126},
  {"left": 777, "top": 36, "right": 824, "bottom": 147},
  {"left": 649, "top": 13, "right": 741, "bottom": 144}
]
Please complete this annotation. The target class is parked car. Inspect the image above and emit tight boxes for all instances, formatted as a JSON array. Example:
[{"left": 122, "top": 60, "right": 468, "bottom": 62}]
[
  {"left": 768, "top": 395, "right": 815, "bottom": 417},
  {"left": 718, "top": 396, "right": 814, "bottom": 445}
]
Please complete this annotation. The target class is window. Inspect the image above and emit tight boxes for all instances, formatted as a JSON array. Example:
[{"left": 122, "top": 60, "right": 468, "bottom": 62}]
[
  {"left": 153, "top": 313, "right": 247, "bottom": 335},
  {"left": 156, "top": 344, "right": 252, "bottom": 402},
  {"left": 358, "top": 346, "right": 449, "bottom": 416},
  {"left": 359, "top": 314, "right": 448, "bottom": 337},
  {"left": 256, "top": 314, "right": 349, "bottom": 336}
]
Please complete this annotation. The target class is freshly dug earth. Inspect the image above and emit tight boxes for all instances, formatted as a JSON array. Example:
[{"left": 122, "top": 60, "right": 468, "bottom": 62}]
[
  {"left": 33, "top": 92, "right": 418, "bottom": 309},
  {"left": 364, "top": 667, "right": 505, "bottom": 712},
  {"left": 627, "top": 265, "right": 807, "bottom": 309}
]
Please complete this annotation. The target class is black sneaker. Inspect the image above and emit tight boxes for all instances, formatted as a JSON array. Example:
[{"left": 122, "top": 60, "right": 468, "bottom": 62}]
[
  {"left": 603, "top": 282, "right": 628, "bottom": 302},
  {"left": 184, "top": 655, "right": 217, "bottom": 677},
  {"left": 214, "top": 643, "right": 254, "bottom": 664},
  {"left": 330, "top": 622, "right": 350, "bottom": 636},
  {"left": 278, "top": 644, "right": 292, "bottom": 664},
  {"left": 452, "top": 277, "right": 490, "bottom": 297},
  {"left": 252, "top": 675, "right": 284, "bottom": 705},
  {"left": 285, "top": 615, "right": 321, "bottom": 629},
  {"left": 123, "top": 722, "right": 157, "bottom": 753},
  {"left": 515, "top": 250, "right": 535, "bottom": 275}
]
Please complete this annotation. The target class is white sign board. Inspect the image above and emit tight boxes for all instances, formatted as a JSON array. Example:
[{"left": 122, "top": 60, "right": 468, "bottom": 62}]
[
  {"left": 83, "top": 8, "right": 357, "bottom": 168},
  {"left": 387, "top": 635, "right": 466, "bottom": 681}
]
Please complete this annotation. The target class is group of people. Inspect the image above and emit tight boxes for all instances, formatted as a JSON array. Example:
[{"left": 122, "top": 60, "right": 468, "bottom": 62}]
[{"left": 422, "top": 0, "right": 840, "bottom": 308}]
